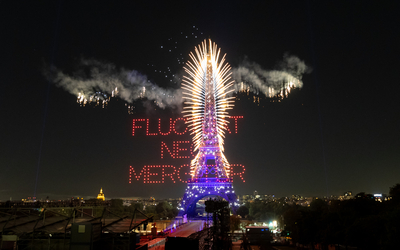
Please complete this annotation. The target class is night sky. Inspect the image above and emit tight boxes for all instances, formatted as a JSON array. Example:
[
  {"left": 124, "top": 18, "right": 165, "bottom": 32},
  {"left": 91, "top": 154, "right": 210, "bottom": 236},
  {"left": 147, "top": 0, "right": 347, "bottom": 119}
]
[{"left": 1, "top": 1, "right": 400, "bottom": 201}]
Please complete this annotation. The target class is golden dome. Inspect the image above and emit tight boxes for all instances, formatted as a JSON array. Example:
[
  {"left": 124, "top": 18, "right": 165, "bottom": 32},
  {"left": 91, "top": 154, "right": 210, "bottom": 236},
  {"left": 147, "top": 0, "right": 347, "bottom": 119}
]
[{"left": 97, "top": 188, "right": 105, "bottom": 201}]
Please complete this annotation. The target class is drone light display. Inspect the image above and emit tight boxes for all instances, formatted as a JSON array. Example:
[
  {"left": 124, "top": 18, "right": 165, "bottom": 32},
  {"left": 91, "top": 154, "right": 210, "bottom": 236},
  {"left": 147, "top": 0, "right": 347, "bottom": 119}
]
[
  {"left": 128, "top": 164, "right": 246, "bottom": 184},
  {"left": 131, "top": 116, "right": 243, "bottom": 136},
  {"left": 128, "top": 115, "right": 246, "bottom": 185}
]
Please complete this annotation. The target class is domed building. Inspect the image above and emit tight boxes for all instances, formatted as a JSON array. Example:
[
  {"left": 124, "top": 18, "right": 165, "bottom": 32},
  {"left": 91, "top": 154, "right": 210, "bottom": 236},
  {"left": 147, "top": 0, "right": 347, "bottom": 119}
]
[{"left": 97, "top": 188, "right": 105, "bottom": 201}]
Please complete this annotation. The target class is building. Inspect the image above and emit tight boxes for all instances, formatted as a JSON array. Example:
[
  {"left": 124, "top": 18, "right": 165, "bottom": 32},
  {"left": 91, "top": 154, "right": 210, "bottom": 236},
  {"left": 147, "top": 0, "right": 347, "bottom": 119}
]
[{"left": 97, "top": 188, "right": 105, "bottom": 201}]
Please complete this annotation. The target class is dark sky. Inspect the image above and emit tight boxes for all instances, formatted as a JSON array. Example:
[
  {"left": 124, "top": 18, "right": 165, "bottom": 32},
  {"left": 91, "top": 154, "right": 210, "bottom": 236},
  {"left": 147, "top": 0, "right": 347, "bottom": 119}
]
[{"left": 1, "top": 1, "right": 400, "bottom": 201}]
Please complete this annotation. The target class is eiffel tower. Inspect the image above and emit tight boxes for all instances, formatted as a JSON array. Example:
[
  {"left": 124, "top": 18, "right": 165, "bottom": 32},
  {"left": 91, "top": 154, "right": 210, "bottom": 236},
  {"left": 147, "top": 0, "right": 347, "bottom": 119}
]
[{"left": 178, "top": 39, "right": 238, "bottom": 216}]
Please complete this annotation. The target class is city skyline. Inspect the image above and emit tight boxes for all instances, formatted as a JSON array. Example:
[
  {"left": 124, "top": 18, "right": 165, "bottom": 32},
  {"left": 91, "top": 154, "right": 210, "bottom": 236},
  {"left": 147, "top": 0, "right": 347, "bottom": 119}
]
[{"left": 1, "top": 1, "right": 400, "bottom": 201}]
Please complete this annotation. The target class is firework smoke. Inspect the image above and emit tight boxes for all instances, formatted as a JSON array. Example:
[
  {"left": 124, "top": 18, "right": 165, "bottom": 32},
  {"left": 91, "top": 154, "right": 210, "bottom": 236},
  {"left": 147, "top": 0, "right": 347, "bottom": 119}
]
[
  {"left": 46, "top": 54, "right": 308, "bottom": 111},
  {"left": 232, "top": 54, "right": 309, "bottom": 98},
  {"left": 46, "top": 59, "right": 182, "bottom": 110}
]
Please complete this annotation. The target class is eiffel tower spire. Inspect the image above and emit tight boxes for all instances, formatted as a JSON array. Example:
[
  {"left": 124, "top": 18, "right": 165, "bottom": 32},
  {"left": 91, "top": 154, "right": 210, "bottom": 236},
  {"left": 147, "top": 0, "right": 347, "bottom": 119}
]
[{"left": 179, "top": 39, "right": 238, "bottom": 216}]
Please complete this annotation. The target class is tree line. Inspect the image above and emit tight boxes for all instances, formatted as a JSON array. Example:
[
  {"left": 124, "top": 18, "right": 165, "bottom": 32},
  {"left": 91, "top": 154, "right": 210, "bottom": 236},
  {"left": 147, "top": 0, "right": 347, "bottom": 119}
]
[
  {"left": 108, "top": 199, "right": 178, "bottom": 220},
  {"left": 236, "top": 184, "right": 400, "bottom": 249}
]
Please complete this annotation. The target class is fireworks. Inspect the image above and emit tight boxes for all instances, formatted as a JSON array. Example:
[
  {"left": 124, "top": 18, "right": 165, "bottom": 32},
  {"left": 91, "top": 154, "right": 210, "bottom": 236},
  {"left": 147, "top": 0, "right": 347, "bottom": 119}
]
[
  {"left": 150, "top": 25, "right": 205, "bottom": 85},
  {"left": 181, "top": 39, "right": 235, "bottom": 179},
  {"left": 235, "top": 73, "right": 302, "bottom": 99},
  {"left": 77, "top": 87, "right": 118, "bottom": 108},
  {"left": 48, "top": 60, "right": 182, "bottom": 112},
  {"left": 232, "top": 56, "right": 306, "bottom": 102},
  {"left": 48, "top": 33, "right": 307, "bottom": 113},
  {"left": 177, "top": 40, "right": 239, "bottom": 215}
]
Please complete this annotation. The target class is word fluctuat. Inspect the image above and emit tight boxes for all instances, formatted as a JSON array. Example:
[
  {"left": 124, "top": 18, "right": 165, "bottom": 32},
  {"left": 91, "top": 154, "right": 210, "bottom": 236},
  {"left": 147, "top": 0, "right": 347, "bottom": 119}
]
[
  {"left": 132, "top": 116, "right": 243, "bottom": 136},
  {"left": 129, "top": 164, "right": 246, "bottom": 184}
]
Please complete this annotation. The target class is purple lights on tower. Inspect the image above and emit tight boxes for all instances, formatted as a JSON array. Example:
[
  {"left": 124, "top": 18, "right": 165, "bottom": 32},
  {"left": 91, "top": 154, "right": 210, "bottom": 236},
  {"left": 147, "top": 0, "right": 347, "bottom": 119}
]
[{"left": 178, "top": 40, "right": 238, "bottom": 216}]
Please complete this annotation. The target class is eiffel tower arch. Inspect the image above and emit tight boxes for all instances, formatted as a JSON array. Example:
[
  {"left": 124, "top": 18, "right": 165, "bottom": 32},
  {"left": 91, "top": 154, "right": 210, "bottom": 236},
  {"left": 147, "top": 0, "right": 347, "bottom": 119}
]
[
  {"left": 178, "top": 39, "right": 238, "bottom": 217},
  {"left": 180, "top": 181, "right": 237, "bottom": 216}
]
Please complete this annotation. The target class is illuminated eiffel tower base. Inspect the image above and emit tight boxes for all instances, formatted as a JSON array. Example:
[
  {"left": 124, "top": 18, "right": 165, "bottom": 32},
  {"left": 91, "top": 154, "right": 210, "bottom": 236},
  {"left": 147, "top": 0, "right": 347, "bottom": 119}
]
[{"left": 179, "top": 176, "right": 237, "bottom": 217}]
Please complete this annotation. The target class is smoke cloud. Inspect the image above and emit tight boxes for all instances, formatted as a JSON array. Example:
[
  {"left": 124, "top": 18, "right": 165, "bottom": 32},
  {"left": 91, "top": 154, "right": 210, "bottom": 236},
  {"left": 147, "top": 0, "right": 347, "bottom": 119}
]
[
  {"left": 46, "top": 54, "right": 309, "bottom": 110},
  {"left": 46, "top": 59, "right": 182, "bottom": 109},
  {"left": 232, "top": 54, "right": 310, "bottom": 97}
]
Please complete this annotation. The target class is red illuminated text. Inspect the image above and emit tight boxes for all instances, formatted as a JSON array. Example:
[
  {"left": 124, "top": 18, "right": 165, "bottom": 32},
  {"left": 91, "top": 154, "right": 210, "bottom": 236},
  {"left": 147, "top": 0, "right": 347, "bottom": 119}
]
[
  {"left": 132, "top": 116, "right": 243, "bottom": 136},
  {"left": 161, "top": 141, "right": 194, "bottom": 159},
  {"left": 129, "top": 164, "right": 246, "bottom": 184}
]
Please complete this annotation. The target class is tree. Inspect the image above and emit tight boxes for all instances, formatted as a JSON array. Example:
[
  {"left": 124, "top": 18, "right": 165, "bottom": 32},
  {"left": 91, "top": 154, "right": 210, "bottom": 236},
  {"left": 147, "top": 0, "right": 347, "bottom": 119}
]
[
  {"left": 237, "top": 205, "right": 249, "bottom": 218},
  {"left": 230, "top": 215, "right": 241, "bottom": 232},
  {"left": 282, "top": 205, "right": 302, "bottom": 243},
  {"left": 131, "top": 202, "right": 143, "bottom": 211},
  {"left": 152, "top": 201, "right": 178, "bottom": 219},
  {"left": 389, "top": 183, "right": 400, "bottom": 201},
  {"left": 155, "top": 201, "right": 170, "bottom": 214},
  {"left": 249, "top": 200, "right": 265, "bottom": 220},
  {"left": 144, "top": 204, "right": 157, "bottom": 218},
  {"left": 109, "top": 199, "right": 124, "bottom": 215},
  {"left": 310, "top": 198, "right": 328, "bottom": 212}
]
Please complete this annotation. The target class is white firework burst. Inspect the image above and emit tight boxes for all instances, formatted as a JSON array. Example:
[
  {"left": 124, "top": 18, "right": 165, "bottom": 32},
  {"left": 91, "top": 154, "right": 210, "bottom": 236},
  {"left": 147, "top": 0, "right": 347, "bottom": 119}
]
[{"left": 181, "top": 39, "right": 235, "bottom": 177}]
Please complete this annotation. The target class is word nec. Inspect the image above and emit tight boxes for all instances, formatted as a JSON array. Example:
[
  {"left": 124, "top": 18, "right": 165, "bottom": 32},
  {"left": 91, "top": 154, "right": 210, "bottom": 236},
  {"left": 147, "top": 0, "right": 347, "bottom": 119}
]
[
  {"left": 132, "top": 116, "right": 243, "bottom": 136},
  {"left": 129, "top": 164, "right": 246, "bottom": 184}
]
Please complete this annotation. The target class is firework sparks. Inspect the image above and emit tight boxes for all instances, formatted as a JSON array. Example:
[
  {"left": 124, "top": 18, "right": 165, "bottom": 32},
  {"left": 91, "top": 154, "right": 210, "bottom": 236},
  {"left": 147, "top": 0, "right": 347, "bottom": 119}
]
[
  {"left": 177, "top": 40, "right": 239, "bottom": 216},
  {"left": 181, "top": 39, "right": 235, "bottom": 178},
  {"left": 232, "top": 55, "right": 307, "bottom": 101},
  {"left": 45, "top": 34, "right": 308, "bottom": 112},
  {"left": 46, "top": 59, "right": 182, "bottom": 112}
]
